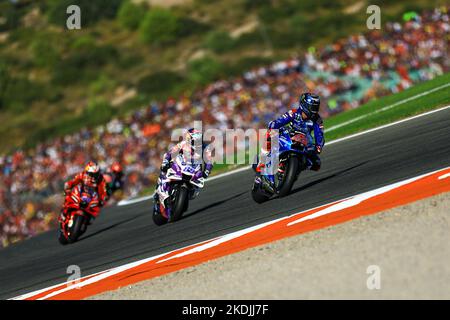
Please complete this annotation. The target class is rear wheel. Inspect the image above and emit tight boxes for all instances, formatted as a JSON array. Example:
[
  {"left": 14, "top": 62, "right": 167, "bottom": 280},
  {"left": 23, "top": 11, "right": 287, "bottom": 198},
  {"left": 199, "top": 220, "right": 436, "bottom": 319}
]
[
  {"left": 67, "top": 215, "right": 85, "bottom": 243},
  {"left": 169, "top": 186, "right": 188, "bottom": 222},
  {"left": 277, "top": 156, "right": 299, "bottom": 197}
]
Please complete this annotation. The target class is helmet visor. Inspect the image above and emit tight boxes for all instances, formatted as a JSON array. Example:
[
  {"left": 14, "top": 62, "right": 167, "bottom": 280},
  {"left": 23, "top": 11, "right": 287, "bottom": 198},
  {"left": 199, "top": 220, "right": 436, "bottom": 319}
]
[
  {"left": 87, "top": 171, "right": 99, "bottom": 179},
  {"left": 310, "top": 103, "right": 319, "bottom": 114},
  {"left": 191, "top": 133, "right": 202, "bottom": 150}
]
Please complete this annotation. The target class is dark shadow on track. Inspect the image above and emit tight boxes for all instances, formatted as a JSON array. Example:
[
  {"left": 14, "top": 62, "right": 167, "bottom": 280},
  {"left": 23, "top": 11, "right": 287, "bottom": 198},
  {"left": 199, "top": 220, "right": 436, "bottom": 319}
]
[
  {"left": 78, "top": 213, "right": 145, "bottom": 242},
  {"left": 290, "top": 161, "right": 369, "bottom": 195},
  {"left": 4, "top": 107, "right": 450, "bottom": 300},
  {"left": 181, "top": 191, "right": 247, "bottom": 220}
]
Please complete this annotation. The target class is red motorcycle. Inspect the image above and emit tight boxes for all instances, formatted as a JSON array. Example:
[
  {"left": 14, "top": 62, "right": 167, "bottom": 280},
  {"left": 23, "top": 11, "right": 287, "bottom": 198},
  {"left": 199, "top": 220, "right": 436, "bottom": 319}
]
[{"left": 58, "top": 185, "right": 101, "bottom": 245}]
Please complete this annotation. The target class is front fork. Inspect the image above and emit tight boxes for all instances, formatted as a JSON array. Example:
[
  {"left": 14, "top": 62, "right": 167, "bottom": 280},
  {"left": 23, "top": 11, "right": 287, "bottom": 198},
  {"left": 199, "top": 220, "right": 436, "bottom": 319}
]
[
  {"left": 255, "top": 154, "right": 305, "bottom": 194},
  {"left": 59, "top": 209, "right": 73, "bottom": 239},
  {"left": 154, "top": 187, "right": 172, "bottom": 219}
]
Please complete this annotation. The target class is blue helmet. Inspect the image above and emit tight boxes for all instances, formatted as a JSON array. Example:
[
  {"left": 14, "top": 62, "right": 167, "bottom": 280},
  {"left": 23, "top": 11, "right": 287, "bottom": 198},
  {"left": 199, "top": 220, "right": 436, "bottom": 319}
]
[{"left": 299, "top": 93, "right": 320, "bottom": 119}]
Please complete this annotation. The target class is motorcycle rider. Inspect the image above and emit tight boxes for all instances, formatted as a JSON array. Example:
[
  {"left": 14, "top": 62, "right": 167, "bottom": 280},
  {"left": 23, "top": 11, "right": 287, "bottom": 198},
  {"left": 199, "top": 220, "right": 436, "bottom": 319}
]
[
  {"left": 104, "top": 162, "right": 125, "bottom": 197},
  {"left": 255, "top": 92, "right": 325, "bottom": 182},
  {"left": 60, "top": 161, "right": 108, "bottom": 222},
  {"left": 153, "top": 128, "right": 213, "bottom": 209}
]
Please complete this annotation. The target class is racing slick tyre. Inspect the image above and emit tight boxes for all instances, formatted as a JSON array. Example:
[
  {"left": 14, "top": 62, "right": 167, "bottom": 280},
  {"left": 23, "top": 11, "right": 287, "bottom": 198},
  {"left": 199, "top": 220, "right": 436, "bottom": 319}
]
[
  {"left": 183, "top": 197, "right": 189, "bottom": 213},
  {"left": 67, "top": 215, "right": 85, "bottom": 243},
  {"left": 277, "top": 156, "right": 299, "bottom": 197},
  {"left": 169, "top": 185, "right": 188, "bottom": 222},
  {"left": 58, "top": 227, "right": 69, "bottom": 245}
]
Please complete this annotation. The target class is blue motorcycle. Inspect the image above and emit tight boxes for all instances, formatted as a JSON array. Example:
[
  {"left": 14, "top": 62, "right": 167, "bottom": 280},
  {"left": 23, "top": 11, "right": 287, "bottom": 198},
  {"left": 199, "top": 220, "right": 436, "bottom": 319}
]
[{"left": 251, "top": 128, "right": 314, "bottom": 203}]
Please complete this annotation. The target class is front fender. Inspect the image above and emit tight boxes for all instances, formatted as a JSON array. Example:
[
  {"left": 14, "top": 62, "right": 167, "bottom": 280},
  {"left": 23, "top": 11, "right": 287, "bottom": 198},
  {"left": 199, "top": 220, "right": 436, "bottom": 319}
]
[{"left": 67, "top": 210, "right": 84, "bottom": 228}]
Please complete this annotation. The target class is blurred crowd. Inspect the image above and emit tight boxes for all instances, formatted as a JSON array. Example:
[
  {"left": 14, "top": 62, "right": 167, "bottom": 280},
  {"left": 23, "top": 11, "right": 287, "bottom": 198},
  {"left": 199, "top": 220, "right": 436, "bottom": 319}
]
[{"left": 1, "top": 7, "right": 449, "bottom": 247}]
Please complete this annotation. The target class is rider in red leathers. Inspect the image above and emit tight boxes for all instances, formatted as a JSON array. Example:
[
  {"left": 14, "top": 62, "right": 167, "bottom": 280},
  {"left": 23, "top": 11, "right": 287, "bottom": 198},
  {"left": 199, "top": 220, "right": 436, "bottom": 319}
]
[
  {"left": 60, "top": 161, "right": 108, "bottom": 221},
  {"left": 104, "top": 162, "right": 125, "bottom": 197}
]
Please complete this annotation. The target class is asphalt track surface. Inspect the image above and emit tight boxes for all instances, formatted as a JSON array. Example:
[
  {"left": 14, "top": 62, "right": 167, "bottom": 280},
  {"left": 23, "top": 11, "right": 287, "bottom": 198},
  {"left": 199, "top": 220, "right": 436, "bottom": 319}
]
[{"left": 1, "top": 108, "right": 450, "bottom": 299}]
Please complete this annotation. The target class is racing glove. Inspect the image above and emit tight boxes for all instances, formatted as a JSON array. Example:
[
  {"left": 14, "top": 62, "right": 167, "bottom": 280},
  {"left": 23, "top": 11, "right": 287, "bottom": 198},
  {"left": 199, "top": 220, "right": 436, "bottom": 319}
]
[
  {"left": 63, "top": 183, "right": 71, "bottom": 195},
  {"left": 161, "top": 159, "right": 170, "bottom": 172},
  {"left": 203, "top": 169, "right": 211, "bottom": 179},
  {"left": 315, "top": 145, "right": 322, "bottom": 154}
]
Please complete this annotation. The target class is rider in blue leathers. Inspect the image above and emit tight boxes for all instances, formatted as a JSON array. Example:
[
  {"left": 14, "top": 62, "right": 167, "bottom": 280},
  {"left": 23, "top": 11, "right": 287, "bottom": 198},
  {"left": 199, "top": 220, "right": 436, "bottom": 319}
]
[{"left": 255, "top": 93, "right": 324, "bottom": 181}]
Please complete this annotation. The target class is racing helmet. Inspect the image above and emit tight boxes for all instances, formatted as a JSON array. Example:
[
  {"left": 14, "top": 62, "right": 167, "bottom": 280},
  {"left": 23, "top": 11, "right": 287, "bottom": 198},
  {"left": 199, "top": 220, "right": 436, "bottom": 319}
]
[
  {"left": 299, "top": 92, "right": 320, "bottom": 120},
  {"left": 84, "top": 161, "right": 100, "bottom": 179},
  {"left": 185, "top": 128, "right": 203, "bottom": 151},
  {"left": 111, "top": 162, "right": 123, "bottom": 175}
]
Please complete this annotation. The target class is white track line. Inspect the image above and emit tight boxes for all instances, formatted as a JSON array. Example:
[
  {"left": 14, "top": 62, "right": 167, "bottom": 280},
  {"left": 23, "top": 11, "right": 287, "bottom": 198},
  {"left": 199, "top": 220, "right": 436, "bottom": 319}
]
[
  {"left": 117, "top": 104, "right": 450, "bottom": 206},
  {"left": 10, "top": 237, "right": 220, "bottom": 300},
  {"left": 12, "top": 165, "right": 450, "bottom": 300},
  {"left": 287, "top": 171, "right": 432, "bottom": 226},
  {"left": 327, "top": 82, "right": 450, "bottom": 132},
  {"left": 439, "top": 173, "right": 450, "bottom": 180},
  {"left": 117, "top": 194, "right": 153, "bottom": 206},
  {"left": 326, "top": 104, "right": 450, "bottom": 145}
]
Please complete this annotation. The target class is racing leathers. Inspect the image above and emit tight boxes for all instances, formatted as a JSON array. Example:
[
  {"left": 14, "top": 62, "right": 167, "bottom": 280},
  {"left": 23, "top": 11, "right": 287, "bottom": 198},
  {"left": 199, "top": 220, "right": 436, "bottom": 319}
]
[
  {"left": 160, "top": 140, "right": 213, "bottom": 178},
  {"left": 257, "top": 103, "right": 325, "bottom": 178},
  {"left": 104, "top": 170, "right": 125, "bottom": 197},
  {"left": 154, "top": 140, "right": 214, "bottom": 207},
  {"left": 61, "top": 172, "right": 108, "bottom": 219}
]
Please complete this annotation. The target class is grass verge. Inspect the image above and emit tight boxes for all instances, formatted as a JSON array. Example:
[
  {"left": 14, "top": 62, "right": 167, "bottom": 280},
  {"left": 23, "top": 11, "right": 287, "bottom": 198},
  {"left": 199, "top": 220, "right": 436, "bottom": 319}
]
[
  {"left": 214, "top": 74, "right": 450, "bottom": 175},
  {"left": 324, "top": 73, "right": 450, "bottom": 140}
]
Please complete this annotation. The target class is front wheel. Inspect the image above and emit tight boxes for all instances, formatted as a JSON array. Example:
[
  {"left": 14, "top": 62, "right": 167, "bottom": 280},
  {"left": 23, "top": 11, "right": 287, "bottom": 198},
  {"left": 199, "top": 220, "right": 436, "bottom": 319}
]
[
  {"left": 251, "top": 184, "right": 271, "bottom": 203},
  {"left": 169, "top": 185, "right": 189, "bottom": 222},
  {"left": 58, "top": 226, "right": 69, "bottom": 245},
  {"left": 67, "top": 215, "right": 85, "bottom": 243},
  {"left": 277, "top": 156, "right": 300, "bottom": 197},
  {"left": 152, "top": 208, "right": 168, "bottom": 226}
]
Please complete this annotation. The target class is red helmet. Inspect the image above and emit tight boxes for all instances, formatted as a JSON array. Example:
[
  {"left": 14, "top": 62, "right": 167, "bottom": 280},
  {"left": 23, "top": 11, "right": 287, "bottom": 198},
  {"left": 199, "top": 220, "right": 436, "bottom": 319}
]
[
  {"left": 111, "top": 162, "right": 123, "bottom": 174},
  {"left": 84, "top": 161, "right": 100, "bottom": 179}
]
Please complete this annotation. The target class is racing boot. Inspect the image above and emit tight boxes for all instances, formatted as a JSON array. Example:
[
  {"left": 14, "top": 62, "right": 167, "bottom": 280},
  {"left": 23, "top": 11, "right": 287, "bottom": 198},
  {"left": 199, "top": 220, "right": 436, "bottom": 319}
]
[{"left": 189, "top": 188, "right": 200, "bottom": 200}]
